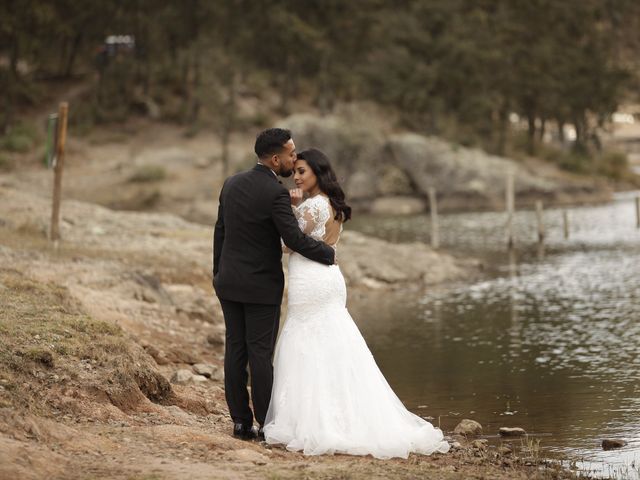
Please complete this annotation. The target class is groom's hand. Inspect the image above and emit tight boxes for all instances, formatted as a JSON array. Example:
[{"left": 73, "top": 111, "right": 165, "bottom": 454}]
[{"left": 289, "top": 188, "right": 303, "bottom": 206}]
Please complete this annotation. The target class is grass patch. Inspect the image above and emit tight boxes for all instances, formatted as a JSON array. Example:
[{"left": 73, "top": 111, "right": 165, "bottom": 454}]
[
  {"left": 0, "top": 269, "right": 174, "bottom": 414},
  {"left": 128, "top": 165, "right": 167, "bottom": 183},
  {"left": 0, "top": 121, "right": 39, "bottom": 153},
  {"left": 0, "top": 152, "right": 13, "bottom": 171}
]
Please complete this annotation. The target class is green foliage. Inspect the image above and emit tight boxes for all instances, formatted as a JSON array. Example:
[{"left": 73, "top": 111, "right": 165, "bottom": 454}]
[
  {"left": 538, "top": 141, "right": 633, "bottom": 181},
  {"left": 595, "top": 151, "right": 630, "bottom": 181},
  {"left": 1, "top": 133, "right": 33, "bottom": 152},
  {"left": 1, "top": 122, "right": 39, "bottom": 152},
  {"left": 0, "top": 0, "right": 638, "bottom": 168},
  {"left": 0, "top": 152, "right": 13, "bottom": 170}
]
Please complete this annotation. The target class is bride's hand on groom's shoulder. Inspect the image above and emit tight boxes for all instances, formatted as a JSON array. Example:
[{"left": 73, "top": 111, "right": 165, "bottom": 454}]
[{"left": 289, "top": 188, "right": 303, "bottom": 206}]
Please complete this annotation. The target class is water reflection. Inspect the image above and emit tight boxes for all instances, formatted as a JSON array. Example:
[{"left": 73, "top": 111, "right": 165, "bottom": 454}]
[{"left": 348, "top": 192, "right": 640, "bottom": 478}]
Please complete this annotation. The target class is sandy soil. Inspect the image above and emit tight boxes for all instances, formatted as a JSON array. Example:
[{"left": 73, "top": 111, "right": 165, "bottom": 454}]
[{"left": 0, "top": 182, "right": 580, "bottom": 479}]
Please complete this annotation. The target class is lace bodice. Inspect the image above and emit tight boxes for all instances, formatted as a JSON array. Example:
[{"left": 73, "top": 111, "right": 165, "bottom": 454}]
[{"left": 292, "top": 195, "right": 342, "bottom": 246}]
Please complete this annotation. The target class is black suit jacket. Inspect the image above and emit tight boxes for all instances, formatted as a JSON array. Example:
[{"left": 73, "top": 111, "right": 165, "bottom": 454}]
[{"left": 213, "top": 164, "right": 335, "bottom": 305}]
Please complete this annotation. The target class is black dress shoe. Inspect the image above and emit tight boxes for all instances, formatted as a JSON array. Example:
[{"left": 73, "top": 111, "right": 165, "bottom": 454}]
[{"left": 233, "top": 422, "right": 256, "bottom": 440}]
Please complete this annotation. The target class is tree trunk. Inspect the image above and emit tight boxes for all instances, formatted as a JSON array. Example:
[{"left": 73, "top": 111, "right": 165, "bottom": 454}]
[
  {"left": 538, "top": 117, "right": 546, "bottom": 142},
  {"left": 64, "top": 33, "right": 83, "bottom": 78},
  {"left": 573, "top": 112, "right": 588, "bottom": 153},
  {"left": 3, "top": 34, "right": 19, "bottom": 132},
  {"left": 10, "top": 34, "right": 19, "bottom": 76},
  {"left": 279, "top": 53, "right": 294, "bottom": 114},
  {"left": 316, "top": 51, "right": 332, "bottom": 115},
  {"left": 527, "top": 112, "right": 536, "bottom": 155},
  {"left": 496, "top": 99, "right": 510, "bottom": 156},
  {"left": 189, "top": 50, "right": 202, "bottom": 124},
  {"left": 557, "top": 119, "right": 565, "bottom": 144},
  {"left": 220, "top": 68, "right": 237, "bottom": 177}
]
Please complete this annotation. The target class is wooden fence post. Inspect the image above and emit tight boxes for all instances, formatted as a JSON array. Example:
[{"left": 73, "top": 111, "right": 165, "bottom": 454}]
[
  {"left": 562, "top": 210, "right": 569, "bottom": 239},
  {"left": 506, "top": 171, "right": 515, "bottom": 248},
  {"left": 635, "top": 196, "right": 640, "bottom": 229},
  {"left": 535, "top": 200, "right": 545, "bottom": 243},
  {"left": 428, "top": 187, "right": 439, "bottom": 249},
  {"left": 50, "top": 102, "right": 69, "bottom": 243}
]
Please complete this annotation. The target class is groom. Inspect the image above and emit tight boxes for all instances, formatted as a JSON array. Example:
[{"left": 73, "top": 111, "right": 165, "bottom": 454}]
[{"left": 213, "top": 128, "right": 335, "bottom": 440}]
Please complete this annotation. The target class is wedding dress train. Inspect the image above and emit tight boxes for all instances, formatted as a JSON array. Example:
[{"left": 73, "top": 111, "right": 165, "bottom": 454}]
[{"left": 263, "top": 195, "right": 449, "bottom": 459}]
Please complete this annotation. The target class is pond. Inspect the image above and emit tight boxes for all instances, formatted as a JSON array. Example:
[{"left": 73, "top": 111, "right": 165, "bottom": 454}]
[{"left": 347, "top": 191, "right": 640, "bottom": 478}]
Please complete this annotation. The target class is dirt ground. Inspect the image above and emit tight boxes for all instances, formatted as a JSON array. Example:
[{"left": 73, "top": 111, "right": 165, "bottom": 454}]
[{"left": 0, "top": 179, "right": 583, "bottom": 480}]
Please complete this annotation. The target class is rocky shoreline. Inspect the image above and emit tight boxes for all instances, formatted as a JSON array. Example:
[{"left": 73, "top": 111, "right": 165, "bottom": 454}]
[
  {"left": 0, "top": 185, "right": 582, "bottom": 479},
  {"left": 283, "top": 112, "right": 614, "bottom": 214}
]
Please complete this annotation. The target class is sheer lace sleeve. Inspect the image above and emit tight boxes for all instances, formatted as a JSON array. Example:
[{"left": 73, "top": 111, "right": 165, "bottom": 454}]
[{"left": 293, "top": 196, "right": 331, "bottom": 241}]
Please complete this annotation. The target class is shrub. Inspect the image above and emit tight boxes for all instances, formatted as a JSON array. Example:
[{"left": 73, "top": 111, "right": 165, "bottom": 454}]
[
  {"left": 2, "top": 133, "right": 34, "bottom": 152},
  {"left": 0, "top": 152, "right": 13, "bottom": 170},
  {"left": 128, "top": 165, "right": 167, "bottom": 183},
  {"left": 1, "top": 121, "right": 39, "bottom": 153},
  {"left": 595, "top": 151, "right": 628, "bottom": 180}
]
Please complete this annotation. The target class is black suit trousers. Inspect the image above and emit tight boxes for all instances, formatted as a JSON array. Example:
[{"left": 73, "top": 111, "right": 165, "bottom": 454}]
[{"left": 220, "top": 299, "right": 280, "bottom": 427}]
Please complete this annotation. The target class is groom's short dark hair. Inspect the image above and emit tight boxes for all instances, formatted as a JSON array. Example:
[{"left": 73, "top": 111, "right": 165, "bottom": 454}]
[{"left": 255, "top": 128, "right": 292, "bottom": 159}]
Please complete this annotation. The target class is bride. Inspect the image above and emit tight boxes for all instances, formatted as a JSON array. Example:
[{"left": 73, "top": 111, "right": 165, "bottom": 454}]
[{"left": 263, "top": 148, "right": 449, "bottom": 459}]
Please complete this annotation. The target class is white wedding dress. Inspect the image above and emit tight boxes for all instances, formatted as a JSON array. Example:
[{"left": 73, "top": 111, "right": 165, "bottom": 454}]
[{"left": 263, "top": 195, "right": 449, "bottom": 459}]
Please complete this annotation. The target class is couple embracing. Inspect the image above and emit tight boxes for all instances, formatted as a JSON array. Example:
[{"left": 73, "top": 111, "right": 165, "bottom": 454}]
[{"left": 213, "top": 128, "right": 449, "bottom": 459}]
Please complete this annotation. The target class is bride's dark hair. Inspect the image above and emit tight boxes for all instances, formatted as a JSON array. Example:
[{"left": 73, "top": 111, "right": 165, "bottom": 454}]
[{"left": 297, "top": 148, "right": 352, "bottom": 223}]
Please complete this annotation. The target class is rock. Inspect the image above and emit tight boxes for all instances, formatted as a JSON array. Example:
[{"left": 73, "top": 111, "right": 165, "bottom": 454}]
[
  {"left": 132, "top": 272, "right": 173, "bottom": 305},
  {"left": 192, "top": 374, "right": 208, "bottom": 383},
  {"left": 453, "top": 419, "right": 483, "bottom": 437},
  {"left": 283, "top": 111, "right": 610, "bottom": 211},
  {"left": 192, "top": 363, "right": 216, "bottom": 378},
  {"left": 377, "top": 165, "right": 414, "bottom": 196},
  {"left": 144, "top": 345, "right": 169, "bottom": 365},
  {"left": 206, "top": 332, "right": 225, "bottom": 347},
  {"left": 499, "top": 427, "right": 526, "bottom": 437},
  {"left": 170, "top": 369, "right": 194, "bottom": 385},
  {"left": 338, "top": 230, "right": 464, "bottom": 287},
  {"left": 449, "top": 441, "right": 462, "bottom": 450},
  {"left": 224, "top": 448, "right": 269, "bottom": 465},
  {"left": 471, "top": 439, "right": 488, "bottom": 450},
  {"left": 387, "top": 133, "right": 560, "bottom": 210},
  {"left": 602, "top": 439, "right": 626, "bottom": 450},
  {"left": 211, "top": 369, "right": 224, "bottom": 382},
  {"left": 166, "top": 348, "right": 200, "bottom": 365}
]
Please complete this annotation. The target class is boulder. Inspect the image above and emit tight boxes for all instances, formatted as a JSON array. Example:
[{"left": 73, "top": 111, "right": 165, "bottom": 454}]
[
  {"left": 499, "top": 427, "right": 527, "bottom": 437},
  {"left": 602, "top": 439, "right": 626, "bottom": 450},
  {"left": 338, "top": 230, "right": 464, "bottom": 287},
  {"left": 453, "top": 419, "right": 483, "bottom": 437},
  {"left": 471, "top": 439, "right": 488, "bottom": 450},
  {"left": 192, "top": 363, "right": 216, "bottom": 378},
  {"left": 143, "top": 345, "right": 170, "bottom": 366},
  {"left": 280, "top": 111, "right": 610, "bottom": 212},
  {"left": 170, "top": 369, "right": 194, "bottom": 385}
]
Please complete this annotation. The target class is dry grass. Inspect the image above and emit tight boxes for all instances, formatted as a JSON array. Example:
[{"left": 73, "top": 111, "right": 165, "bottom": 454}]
[{"left": 0, "top": 268, "right": 174, "bottom": 415}]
